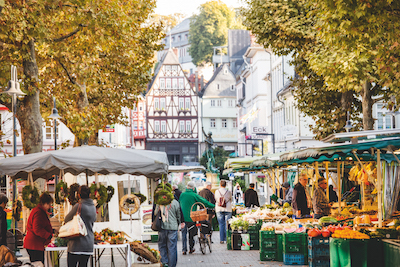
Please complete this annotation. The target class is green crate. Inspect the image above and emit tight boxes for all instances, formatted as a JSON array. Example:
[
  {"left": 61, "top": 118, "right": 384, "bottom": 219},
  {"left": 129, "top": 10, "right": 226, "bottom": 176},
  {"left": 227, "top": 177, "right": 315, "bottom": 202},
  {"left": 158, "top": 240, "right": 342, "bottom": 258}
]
[
  {"left": 227, "top": 236, "right": 232, "bottom": 250},
  {"left": 384, "top": 240, "right": 400, "bottom": 267},
  {"left": 151, "top": 235, "right": 158, "bottom": 242},
  {"left": 276, "top": 234, "right": 283, "bottom": 262},
  {"left": 250, "top": 240, "right": 259, "bottom": 250},
  {"left": 260, "top": 230, "right": 276, "bottom": 240},
  {"left": 260, "top": 250, "right": 276, "bottom": 261},
  {"left": 261, "top": 239, "right": 277, "bottom": 250},
  {"left": 283, "top": 233, "right": 308, "bottom": 254},
  {"left": 283, "top": 232, "right": 308, "bottom": 244},
  {"left": 330, "top": 238, "right": 367, "bottom": 267}
]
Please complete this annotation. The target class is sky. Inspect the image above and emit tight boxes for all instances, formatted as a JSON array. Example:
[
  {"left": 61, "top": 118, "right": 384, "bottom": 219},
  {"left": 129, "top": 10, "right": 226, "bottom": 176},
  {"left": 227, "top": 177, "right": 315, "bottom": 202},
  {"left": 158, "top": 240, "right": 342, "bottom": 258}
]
[{"left": 154, "top": 0, "right": 243, "bottom": 17}]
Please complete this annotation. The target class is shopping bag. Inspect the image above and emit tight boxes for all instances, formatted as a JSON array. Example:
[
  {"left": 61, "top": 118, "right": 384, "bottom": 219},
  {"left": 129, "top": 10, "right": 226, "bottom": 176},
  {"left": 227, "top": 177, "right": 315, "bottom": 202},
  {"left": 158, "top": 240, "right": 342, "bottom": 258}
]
[
  {"left": 58, "top": 204, "right": 87, "bottom": 239},
  {"left": 151, "top": 208, "right": 162, "bottom": 232}
]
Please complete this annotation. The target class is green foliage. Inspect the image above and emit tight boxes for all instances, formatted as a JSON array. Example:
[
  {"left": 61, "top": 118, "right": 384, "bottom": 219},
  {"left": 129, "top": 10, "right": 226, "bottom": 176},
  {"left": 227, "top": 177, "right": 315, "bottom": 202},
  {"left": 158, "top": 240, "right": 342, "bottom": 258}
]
[
  {"left": 150, "top": 13, "right": 186, "bottom": 33},
  {"left": 200, "top": 146, "right": 229, "bottom": 178},
  {"left": 189, "top": 0, "right": 243, "bottom": 66},
  {"left": 22, "top": 185, "right": 40, "bottom": 209},
  {"left": 90, "top": 184, "right": 108, "bottom": 208}
]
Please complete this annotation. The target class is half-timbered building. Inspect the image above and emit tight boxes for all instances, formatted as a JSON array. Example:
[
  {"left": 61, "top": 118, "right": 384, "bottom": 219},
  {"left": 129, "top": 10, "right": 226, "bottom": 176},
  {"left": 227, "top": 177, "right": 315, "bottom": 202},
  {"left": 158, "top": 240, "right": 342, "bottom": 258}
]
[{"left": 146, "top": 49, "right": 199, "bottom": 166}]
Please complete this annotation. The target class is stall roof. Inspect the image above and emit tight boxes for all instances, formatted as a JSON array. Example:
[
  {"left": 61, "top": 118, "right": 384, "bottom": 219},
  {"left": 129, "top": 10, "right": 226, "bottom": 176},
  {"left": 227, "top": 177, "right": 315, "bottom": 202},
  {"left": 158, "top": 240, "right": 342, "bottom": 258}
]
[
  {"left": 224, "top": 156, "right": 263, "bottom": 169},
  {"left": 168, "top": 165, "right": 205, "bottom": 173},
  {"left": 322, "top": 129, "right": 400, "bottom": 143}
]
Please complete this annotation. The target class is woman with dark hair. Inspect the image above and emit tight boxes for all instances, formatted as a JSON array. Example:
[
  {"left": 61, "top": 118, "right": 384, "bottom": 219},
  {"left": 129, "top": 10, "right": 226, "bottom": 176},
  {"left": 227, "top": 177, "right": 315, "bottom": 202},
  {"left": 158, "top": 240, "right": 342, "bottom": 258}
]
[
  {"left": 64, "top": 185, "right": 96, "bottom": 267},
  {"left": 23, "top": 192, "right": 54, "bottom": 263}
]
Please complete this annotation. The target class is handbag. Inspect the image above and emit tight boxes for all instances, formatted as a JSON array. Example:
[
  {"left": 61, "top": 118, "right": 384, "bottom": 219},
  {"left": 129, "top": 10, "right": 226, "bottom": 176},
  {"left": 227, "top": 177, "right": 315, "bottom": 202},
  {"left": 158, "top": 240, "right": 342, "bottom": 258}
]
[
  {"left": 151, "top": 207, "right": 162, "bottom": 232},
  {"left": 58, "top": 203, "right": 87, "bottom": 239}
]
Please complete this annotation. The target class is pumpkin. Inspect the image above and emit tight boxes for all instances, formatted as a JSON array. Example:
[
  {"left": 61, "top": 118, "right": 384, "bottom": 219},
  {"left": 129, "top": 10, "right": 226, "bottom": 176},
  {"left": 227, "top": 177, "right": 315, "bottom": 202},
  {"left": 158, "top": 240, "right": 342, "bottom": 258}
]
[{"left": 308, "top": 229, "right": 321, "bottom": 237}]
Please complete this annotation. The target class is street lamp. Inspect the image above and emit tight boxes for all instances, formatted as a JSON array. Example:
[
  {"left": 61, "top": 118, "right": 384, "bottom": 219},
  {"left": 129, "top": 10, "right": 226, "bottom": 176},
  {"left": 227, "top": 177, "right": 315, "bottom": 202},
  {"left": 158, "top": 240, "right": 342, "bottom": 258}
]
[{"left": 344, "top": 111, "right": 353, "bottom": 133}]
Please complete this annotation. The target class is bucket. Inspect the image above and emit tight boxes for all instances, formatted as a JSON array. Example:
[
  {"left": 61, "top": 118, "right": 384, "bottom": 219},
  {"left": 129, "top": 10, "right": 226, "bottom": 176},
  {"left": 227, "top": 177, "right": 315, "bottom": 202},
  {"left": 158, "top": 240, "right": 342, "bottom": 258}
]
[{"left": 241, "top": 234, "right": 250, "bottom": 250}]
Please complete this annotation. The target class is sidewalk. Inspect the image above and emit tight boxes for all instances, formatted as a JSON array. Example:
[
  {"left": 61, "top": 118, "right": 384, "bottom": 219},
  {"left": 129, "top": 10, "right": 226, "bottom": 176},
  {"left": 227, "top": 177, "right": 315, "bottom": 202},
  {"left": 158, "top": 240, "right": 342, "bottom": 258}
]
[{"left": 18, "top": 231, "right": 307, "bottom": 267}]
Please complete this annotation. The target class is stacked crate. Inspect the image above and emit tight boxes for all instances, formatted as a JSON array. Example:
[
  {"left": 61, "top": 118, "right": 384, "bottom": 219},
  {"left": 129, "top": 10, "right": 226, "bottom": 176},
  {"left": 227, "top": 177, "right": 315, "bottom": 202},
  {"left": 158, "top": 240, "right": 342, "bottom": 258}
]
[
  {"left": 227, "top": 229, "right": 232, "bottom": 250},
  {"left": 283, "top": 232, "right": 308, "bottom": 265},
  {"left": 308, "top": 236, "right": 330, "bottom": 267},
  {"left": 248, "top": 224, "right": 260, "bottom": 250},
  {"left": 260, "top": 231, "right": 277, "bottom": 261}
]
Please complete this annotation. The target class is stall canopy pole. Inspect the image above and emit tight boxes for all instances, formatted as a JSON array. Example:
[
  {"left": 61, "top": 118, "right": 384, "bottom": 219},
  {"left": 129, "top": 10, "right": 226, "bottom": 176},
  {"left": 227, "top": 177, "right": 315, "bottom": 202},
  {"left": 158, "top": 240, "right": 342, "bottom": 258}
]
[
  {"left": 377, "top": 149, "right": 383, "bottom": 228},
  {"left": 325, "top": 162, "right": 329, "bottom": 200},
  {"left": 337, "top": 162, "right": 342, "bottom": 213}
]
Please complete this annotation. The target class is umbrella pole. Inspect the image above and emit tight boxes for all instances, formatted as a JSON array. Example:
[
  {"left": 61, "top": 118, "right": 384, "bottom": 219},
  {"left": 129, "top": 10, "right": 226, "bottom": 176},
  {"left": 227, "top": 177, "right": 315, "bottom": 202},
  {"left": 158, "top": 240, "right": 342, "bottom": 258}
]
[
  {"left": 337, "top": 162, "right": 341, "bottom": 214},
  {"left": 86, "top": 170, "right": 89, "bottom": 186},
  {"left": 377, "top": 149, "right": 383, "bottom": 228}
]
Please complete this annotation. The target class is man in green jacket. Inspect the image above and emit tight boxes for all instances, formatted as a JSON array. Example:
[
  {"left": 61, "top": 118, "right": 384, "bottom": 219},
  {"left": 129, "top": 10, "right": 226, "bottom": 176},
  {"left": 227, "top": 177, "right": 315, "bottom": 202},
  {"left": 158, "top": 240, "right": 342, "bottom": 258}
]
[{"left": 179, "top": 182, "right": 215, "bottom": 254}]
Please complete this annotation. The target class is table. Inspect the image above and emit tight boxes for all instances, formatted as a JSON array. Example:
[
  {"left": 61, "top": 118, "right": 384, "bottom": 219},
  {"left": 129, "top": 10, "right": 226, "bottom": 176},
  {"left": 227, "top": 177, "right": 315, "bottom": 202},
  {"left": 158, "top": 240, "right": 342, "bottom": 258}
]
[{"left": 44, "top": 243, "right": 132, "bottom": 267}]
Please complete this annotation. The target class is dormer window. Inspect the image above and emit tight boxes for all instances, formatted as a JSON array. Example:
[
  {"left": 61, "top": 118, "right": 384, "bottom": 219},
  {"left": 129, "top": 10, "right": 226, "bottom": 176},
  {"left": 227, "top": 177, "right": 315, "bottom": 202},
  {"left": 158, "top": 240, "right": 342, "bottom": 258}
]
[
  {"left": 230, "top": 85, "right": 235, "bottom": 91},
  {"left": 217, "top": 84, "right": 220, "bottom": 90}
]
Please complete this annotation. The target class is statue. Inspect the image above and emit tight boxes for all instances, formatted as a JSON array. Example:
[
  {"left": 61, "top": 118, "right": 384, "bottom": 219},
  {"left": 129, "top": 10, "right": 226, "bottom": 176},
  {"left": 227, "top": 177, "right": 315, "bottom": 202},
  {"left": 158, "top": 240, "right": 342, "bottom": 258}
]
[{"left": 202, "top": 127, "right": 219, "bottom": 173}]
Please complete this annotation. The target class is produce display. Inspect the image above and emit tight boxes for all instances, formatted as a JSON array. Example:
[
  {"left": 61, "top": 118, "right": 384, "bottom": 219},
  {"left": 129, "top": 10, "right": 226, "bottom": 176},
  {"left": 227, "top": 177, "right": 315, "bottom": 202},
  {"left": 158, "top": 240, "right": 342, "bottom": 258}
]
[
  {"left": 94, "top": 228, "right": 126, "bottom": 244},
  {"left": 332, "top": 228, "right": 370, "bottom": 239},
  {"left": 229, "top": 217, "right": 249, "bottom": 231},
  {"left": 349, "top": 162, "right": 376, "bottom": 185}
]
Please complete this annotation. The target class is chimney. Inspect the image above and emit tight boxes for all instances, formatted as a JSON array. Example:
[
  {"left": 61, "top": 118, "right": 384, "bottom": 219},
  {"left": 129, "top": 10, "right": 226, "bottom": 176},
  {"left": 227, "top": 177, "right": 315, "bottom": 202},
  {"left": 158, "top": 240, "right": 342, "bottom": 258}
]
[
  {"left": 195, "top": 71, "right": 199, "bottom": 91},
  {"left": 200, "top": 75, "right": 204, "bottom": 90},
  {"left": 172, "top": 48, "right": 179, "bottom": 58}
]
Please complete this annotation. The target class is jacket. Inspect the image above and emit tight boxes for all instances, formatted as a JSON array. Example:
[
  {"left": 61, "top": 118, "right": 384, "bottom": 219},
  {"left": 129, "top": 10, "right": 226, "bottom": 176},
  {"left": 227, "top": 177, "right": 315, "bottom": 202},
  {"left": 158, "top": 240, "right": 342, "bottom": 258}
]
[
  {"left": 313, "top": 187, "right": 331, "bottom": 216},
  {"left": 283, "top": 187, "right": 294, "bottom": 204},
  {"left": 23, "top": 204, "right": 53, "bottom": 251},
  {"left": 198, "top": 188, "right": 216, "bottom": 205},
  {"left": 0, "top": 207, "right": 6, "bottom": 246},
  {"left": 65, "top": 198, "right": 96, "bottom": 254},
  {"left": 179, "top": 188, "right": 215, "bottom": 223},
  {"left": 173, "top": 189, "right": 182, "bottom": 200},
  {"left": 292, "top": 183, "right": 311, "bottom": 216},
  {"left": 215, "top": 188, "right": 232, "bottom": 212},
  {"left": 244, "top": 188, "right": 260, "bottom": 208},
  {"left": 154, "top": 199, "right": 181, "bottom": 230}
]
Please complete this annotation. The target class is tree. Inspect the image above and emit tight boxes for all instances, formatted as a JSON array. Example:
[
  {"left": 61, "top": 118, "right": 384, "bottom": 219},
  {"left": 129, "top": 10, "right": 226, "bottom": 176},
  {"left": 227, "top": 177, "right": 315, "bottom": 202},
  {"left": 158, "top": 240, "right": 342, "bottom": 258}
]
[
  {"left": 150, "top": 13, "right": 186, "bottom": 34},
  {"left": 0, "top": 0, "right": 163, "bottom": 152},
  {"left": 189, "top": 0, "right": 243, "bottom": 66},
  {"left": 242, "top": 0, "right": 394, "bottom": 135},
  {"left": 200, "top": 146, "right": 230, "bottom": 178}
]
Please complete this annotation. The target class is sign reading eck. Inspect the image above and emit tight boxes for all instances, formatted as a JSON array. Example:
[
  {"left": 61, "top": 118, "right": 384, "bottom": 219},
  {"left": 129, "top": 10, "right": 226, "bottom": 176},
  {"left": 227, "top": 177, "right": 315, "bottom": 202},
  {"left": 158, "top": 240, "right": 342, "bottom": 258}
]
[{"left": 252, "top": 126, "right": 268, "bottom": 134}]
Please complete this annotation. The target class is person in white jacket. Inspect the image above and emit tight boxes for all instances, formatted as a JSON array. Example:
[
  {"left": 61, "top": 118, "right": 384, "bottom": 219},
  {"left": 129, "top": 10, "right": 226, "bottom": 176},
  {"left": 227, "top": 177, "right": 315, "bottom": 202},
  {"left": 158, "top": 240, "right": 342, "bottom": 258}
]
[
  {"left": 233, "top": 183, "right": 243, "bottom": 205},
  {"left": 215, "top": 180, "right": 232, "bottom": 244}
]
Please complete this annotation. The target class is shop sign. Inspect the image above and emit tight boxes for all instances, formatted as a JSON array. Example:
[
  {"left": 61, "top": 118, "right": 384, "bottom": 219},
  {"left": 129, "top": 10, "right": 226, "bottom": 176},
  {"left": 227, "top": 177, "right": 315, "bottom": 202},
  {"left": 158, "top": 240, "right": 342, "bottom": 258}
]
[
  {"left": 252, "top": 126, "right": 268, "bottom": 134},
  {"left": 104, "top": 124, "right": 115, "bottom": 132},
  {"left": 141, "top": 205, "right": 157, "bottom": 235}
]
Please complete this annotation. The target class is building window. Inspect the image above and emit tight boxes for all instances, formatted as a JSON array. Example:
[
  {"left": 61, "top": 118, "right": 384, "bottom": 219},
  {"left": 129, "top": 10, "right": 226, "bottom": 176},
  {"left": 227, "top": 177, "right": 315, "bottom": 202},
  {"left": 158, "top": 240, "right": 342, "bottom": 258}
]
[
  {"left": 154, "top": 98, "right": 159, "bottom": 110},
  {"left": 172, "top": 65, "right": 178, "bottom": 72},
  {"left": 190, "top": 146, "right": 196, "bottom": 154},
  {"left": 159, "top": 146, "right": 165, "bottom": 152},
  {"left": 133, "top": 121, "right": 138, "bottom": 130},
  {"left": 231, "top": 85, "right": 235, "bottom": 91},
  {"left": 179, "top": 78, "right": 184, "bottom": 89},
  {"left": 172, "top": 78, "right": 178, "bottom": 89},
  {"left": 179, "top": 98, "right": 184, "bottom": 110},
  {"left": 160, "top": 98, "right": 166, "bottom": 110},
  {"left": 228, "top": 100, "right": 233, "bottom": 107},
  {"left": 172, "top": 37, "right": 175, "bottom": 42},
  {"left": 166, "top": 78, "right": 171, "bottom": 89},
  {"left": 186, "top": 120, "right": 191, "bottom": 132},
  {"left": 160, "top": 78, "right": 165, "bottom": 89},
  {"left": 155, "top": 121, "right": 160, "bottom": 132},
  {"left": 165, "top": 65, "right": 171, "bottom": 74},
  {"left": 139, "top": 103, "right": 143, "bottom": 111},
  {"left": 182, "top": 146, "right": 188, "bottom": 153},
  {"left": 180, "top": 121, "right": 185, "bottom": 132},
  {"left": 233, "top": 119, "right": 237, "bottom": 128},
  {"left": 210, "top": 119, "right": 216, "bottom": 128},
  {"left": 161, "top": 121, "right": 166, "bottom": 133},
  {"left": 185, "top": 34, "right": 188, "bottom": 40},
  {"left": 211, "top": 100, "right": 215, "bottom": 107},
  {"left": 222, "top": 119, "right": 227, "bottom": 128},
  {"left": 217, "top": 100, "right": 222, "bottom": 107},
  {"left": 185, "top": 98, "right": 190, "bottom": 110},
  {"left": 139, "top": 121, "right": 143, "bottom": 130},
  {"left": 178, "top": 35, "right": 181, "bottom": 41},
  {"left": 217, "top": 84, "right": 220, "bottom": 90},
  {"left": 133, "top": 104, "right": 137, "bottom": 112},
  {"left": 45, "top": 121, "right": 59, "bottom": 140}
]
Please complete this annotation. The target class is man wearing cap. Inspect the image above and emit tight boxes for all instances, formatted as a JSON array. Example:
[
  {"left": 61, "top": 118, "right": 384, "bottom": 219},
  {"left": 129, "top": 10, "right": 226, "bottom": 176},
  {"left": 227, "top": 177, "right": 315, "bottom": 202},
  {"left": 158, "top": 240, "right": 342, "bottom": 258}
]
[
  {"left": 179, "top": 182, "right": 215, "bottom": 254},
  {"left": 244, "top": 183, "right": 259, "bottom": 208},
  {"left": 280, "top": 182, "right": 293, "bottom": 205},
  {"left": 313, "top": 178, "right": 332, "bottom": 219}
]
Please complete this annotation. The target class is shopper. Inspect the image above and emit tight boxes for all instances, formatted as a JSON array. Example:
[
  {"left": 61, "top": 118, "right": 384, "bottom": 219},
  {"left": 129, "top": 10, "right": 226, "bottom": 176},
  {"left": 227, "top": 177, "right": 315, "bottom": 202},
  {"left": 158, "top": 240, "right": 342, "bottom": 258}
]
[
  {"left": 215, "top": 180, "right": 232, "bottom": 244},
  {"left": 280, "top": 182, "right": 293, "bottom": 205},
  {"left": 179, "top": 182, "right": 215, "bottom": 253},
  {"left": 329, "top": 185, "right": 338, "bottom": 203},
  {"left": 153, "top": 191, "right": 182, "bottom": 267},
  {"left": 198, "top": 182, "right": 216, "bottom": 240},
  {"left": 233, "top": 183, "right": 243, "bottom": 205},
  {"left": 64, "top": 185, "right": 96, "bottom": 267},
  {"left": 24, "top": 192, "right": 54, "bottom": 264},
  {"left": 292, "top": 173, "right": 312, "bottom": 217},
  {"left": 0, "top": 194, "right": 8, "bottom": 247},
  {"left": 313, "top": 178, "right": 332, "bottom": 219},
  {"left": 244, "top": 183, "right": 260, "bottom": 208},
  {"left": 172, "top": 184, "right": 182, "bottom": 200}
]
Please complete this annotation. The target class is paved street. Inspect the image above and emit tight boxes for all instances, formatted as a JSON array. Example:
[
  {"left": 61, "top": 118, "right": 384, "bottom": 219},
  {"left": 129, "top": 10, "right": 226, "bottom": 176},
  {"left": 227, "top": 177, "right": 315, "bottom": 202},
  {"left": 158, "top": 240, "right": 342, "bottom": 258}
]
[{"left": 18, "top": 231, "right": 306, "bottom": 267}]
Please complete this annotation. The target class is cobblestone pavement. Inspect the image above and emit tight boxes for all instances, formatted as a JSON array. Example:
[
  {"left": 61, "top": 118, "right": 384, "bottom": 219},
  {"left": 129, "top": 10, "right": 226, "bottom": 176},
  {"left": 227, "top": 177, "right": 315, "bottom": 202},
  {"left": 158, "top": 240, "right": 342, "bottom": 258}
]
[{"left": 18, "top": 231, "right": 307, "bottom": 267}]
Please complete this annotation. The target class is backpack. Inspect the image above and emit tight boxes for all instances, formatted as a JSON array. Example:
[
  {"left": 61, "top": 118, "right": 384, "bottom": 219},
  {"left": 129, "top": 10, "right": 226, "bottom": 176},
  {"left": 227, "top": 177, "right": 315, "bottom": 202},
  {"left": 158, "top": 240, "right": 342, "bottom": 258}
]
[{"left": 218, "top": 189, "right": 228, "bottom": 208}]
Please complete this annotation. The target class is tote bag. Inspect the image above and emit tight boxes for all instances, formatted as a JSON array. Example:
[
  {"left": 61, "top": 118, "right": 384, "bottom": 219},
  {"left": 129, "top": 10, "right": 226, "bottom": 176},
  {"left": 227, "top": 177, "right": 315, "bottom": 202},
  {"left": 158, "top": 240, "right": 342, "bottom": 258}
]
[
  {"left": 151, "top": 208, "right": 162, "bottom": 232},
  {"left": 58, "top": 204, "right": 87, "bottom": 239}
]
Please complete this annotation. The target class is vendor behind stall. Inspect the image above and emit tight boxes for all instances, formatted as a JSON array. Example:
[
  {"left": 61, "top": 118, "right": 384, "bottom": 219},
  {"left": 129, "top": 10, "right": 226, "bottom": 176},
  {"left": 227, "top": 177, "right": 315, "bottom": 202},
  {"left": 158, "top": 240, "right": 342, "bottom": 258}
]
[
  {"left": 313, "top": 178, "right": 332, "bottom": 219},
  {"left": 292, "top": 173, "right": 312, "bottom": 217}
]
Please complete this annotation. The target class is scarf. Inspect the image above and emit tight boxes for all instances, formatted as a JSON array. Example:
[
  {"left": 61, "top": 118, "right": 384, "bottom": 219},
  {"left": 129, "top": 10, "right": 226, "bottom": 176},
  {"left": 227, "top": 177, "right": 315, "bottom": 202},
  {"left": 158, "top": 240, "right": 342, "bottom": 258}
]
[
  {"left": 304, "top": 187, "right": 312, "bottom": 209},
  {"left": 160, "top": 204, "right": 172, "bottom": 223}
]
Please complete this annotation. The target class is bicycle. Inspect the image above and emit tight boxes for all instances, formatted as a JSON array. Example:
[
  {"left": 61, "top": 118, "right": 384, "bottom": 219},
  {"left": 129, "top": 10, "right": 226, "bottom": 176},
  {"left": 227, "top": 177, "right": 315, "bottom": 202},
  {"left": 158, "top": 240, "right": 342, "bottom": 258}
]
[{"left": 190, "top": 202, "right": 212, "bottom": 254}]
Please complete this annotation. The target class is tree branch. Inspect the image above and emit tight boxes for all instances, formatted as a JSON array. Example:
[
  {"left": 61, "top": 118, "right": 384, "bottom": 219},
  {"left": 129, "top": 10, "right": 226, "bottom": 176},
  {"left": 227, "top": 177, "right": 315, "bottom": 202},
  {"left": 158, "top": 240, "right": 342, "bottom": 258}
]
[
  {"left": 53, "top": 24, "right": 87, "bottom": 42},
  {"left": 373, "top": 96, "right": 385, "bottom": 104},
  {"left": 58, "top": 60, "right": 77, "bottom": 85}
]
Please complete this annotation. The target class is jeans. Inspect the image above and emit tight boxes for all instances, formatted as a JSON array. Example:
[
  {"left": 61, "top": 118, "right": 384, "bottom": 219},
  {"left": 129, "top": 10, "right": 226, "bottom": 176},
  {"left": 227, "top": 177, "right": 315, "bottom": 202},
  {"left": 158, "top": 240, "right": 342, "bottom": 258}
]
[
  {"left": 27, "top": 249, "right": 44, "bottom": 264},
  {"left": 216, "top": 211, "right": 232, "bottom": 242},
  {"left": 181, "top": 223, "right": 188, "bottom": 253},
  {"left": 158, "top": 230, "right": 178, "bottom": 267},
  {"left": 67, "top": 253, "right": 90, "bottom": 267}
]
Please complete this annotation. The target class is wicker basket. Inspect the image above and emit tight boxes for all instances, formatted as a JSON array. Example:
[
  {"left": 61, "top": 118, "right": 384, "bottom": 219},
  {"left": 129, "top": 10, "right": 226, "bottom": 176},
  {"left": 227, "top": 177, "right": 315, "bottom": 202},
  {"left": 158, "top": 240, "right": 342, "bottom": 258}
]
[
  {"left": 190, "top": 202, "right": 208, "bottom": 222},
  {"left": 130, "top": 242, "right": 160, "bottom": 263}
]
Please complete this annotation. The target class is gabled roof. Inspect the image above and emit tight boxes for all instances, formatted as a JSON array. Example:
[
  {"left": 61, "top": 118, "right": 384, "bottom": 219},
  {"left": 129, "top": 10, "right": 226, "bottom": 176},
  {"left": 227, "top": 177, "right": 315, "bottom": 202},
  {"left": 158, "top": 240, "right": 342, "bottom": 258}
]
[
  {"left": 167, "top": 18, "right": 191, "bottom": 35},
  {"left": 148, "top": 49, "right": 180, "bottom": 91},
  {"left": 200, "top": 64, "right": 236, "bottom": 98}
]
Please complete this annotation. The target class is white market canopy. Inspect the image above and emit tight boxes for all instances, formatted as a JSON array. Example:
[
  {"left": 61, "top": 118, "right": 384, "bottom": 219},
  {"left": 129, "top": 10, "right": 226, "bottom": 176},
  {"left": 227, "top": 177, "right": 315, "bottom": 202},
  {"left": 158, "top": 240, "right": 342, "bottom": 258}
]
[
  {"left": 168, "top": 165, "right": 206, "bottom": 173},
  {"left": 0, "top": 146, "right": 168, "bottom": 180}
]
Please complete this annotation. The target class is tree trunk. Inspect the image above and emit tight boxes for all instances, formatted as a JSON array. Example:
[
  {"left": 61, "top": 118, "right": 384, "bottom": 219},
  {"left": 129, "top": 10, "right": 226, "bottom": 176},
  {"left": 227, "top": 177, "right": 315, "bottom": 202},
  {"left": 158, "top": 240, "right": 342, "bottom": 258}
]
[
  {"left": 17, "top": 39, "right": 42, "bottom": 154},
  {"left": 340, "top": 90, "right": 354, "bottom": 127},
  {"left": 361, "top": 81, "right": 374, "bottom": 130}
]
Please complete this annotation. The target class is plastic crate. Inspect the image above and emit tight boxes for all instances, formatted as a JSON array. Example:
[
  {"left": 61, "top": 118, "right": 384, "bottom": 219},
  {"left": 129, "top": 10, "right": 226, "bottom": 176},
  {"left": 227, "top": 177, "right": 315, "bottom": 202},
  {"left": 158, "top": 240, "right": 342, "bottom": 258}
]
[
  {"left": 309, "top": 257, "right": 330, "bottom": 267},
  {"left": 260, "top": 230, "right": 276, "bottom": 240},
  {"left": 276, "top": 233, "right": 283, "bottom": 262},
  {"left": 150, "top": 235, "right": 158, "bottom": 242},
  {"left": 261, "top": 239, "right": 277, "bottom": 249},
  {"left": 260, "top": 250, "right": 277, "bottom": 261},
  {"left": 250, "top": 240, "right": 260, "bottom": 250},
  {"left": 283, "top": 253, "right": 306, "bottom": 265},
  {"left": 308, "top": 236, "right": 330, "bottom": 247},
  {"left": 283, "top": 233, "right": 307, "bottom": 253},
  {"left": 283, "top": 232, "right": 308, "bottom": 244},
  {"left": 309, "top": 244, "right": 330, "bottom": 258},
  {"left": 227, "top": 232, "right": 232, "bottom": 250}
]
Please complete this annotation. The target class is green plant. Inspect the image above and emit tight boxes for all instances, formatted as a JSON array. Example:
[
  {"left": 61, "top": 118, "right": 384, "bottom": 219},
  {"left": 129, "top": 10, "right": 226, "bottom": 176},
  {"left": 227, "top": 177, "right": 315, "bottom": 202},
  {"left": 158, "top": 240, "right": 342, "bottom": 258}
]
[{"left": 22, "top": 185, "right": 39, "bottom": 209}]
